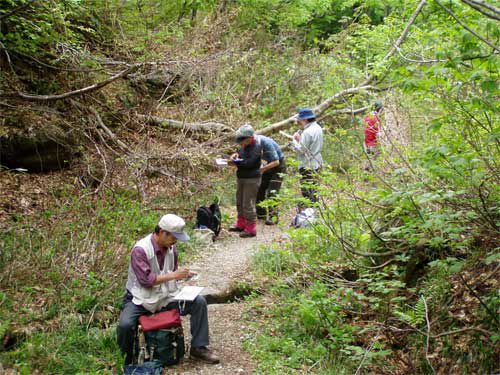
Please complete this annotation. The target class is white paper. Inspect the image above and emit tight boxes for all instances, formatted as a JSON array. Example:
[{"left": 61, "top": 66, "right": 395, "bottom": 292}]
[
  {"left": 173, "top": 286, "right": 204, "bottom": 301},
  {"left": 215, "top": 158, "right": 228, "bottom": 166}
]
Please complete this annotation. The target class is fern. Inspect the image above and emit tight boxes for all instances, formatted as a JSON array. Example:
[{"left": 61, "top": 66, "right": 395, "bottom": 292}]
[{"left": 394, "top": 298, "right": 426, "bottom": 328}]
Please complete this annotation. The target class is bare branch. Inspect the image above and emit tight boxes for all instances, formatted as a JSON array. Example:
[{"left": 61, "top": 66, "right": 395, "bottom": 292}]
[
  {"left": 137, "top": 114, "right": 232, "bottom": 133},
  {"left": 462, "top": 0, "right": 500, "bottom": 16},
  {"left": 10, "top": 48, "right": 111, "bottom": 72},
  {"left": 431, "top": 326, "right": 494, "bottom": 338},
  {"left": 355, "top": 331, "right": 382, "bottom": 375},
  {"left": 0, "top": 39, "right": 15, "bottom": 73},
  {"left": 254, "top": 86, "right": 376, "bottom": 137},
  {"left": 461, "top": 0, "right": 500, "bottom": 20},
  {"left": 382, "top": 0, "right": 429, "bottom": 64},
  {"left": 459, "top": 273, "right": 500, "bottom": 326},
  {"left": 435, "top": 0, "right": 500, "bottom": 53},
  {"left": 422, "top": 296, "right": 436, "bottom": 375},
  {"left": 89, "top": 107, "right": 129, "bottom": 151},
  {"left": 395, "top": 44, "right": 446, "bottom": 64},
  {"left": 16, "top": 64, "right": 141, "bottom": 101},
  {"left": 317, "top": 105, "right": 371, "bottom": 121}
]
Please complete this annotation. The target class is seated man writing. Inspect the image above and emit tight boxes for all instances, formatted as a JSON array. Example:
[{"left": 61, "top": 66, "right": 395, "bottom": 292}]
[{"left": 117, "top": 214, "right": 219, "bottom": 365}]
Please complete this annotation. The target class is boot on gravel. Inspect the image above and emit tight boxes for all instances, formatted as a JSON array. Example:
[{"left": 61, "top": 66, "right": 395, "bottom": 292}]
[
  {"left": 240, "top": 221, "right": 256, "bottom": 237},
  {"left": 190, "top": 346, "right": 220, "bottom": 364},
  {"left": 229, "top": 216, "right": 246, "bottom": 232}
]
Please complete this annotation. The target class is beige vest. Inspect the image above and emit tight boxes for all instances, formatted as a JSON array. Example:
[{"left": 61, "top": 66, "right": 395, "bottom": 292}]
[{"left": 125, "top": 234, "right": 178, "bottom": 312}]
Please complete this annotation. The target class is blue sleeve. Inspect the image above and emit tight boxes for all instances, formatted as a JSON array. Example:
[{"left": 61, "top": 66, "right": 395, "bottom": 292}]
[{"left": 262, "top": 138, "right": 279, "bottom": 162}]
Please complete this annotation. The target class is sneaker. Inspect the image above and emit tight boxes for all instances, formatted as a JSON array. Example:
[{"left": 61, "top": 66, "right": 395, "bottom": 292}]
[{"left": 190, "top": 346, "right": 220, "bottom": 364}]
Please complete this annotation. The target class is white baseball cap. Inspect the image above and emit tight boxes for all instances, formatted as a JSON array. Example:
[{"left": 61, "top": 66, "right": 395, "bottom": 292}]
[{"left": 158, "top": 214, "right": 190, "bottom": 242}]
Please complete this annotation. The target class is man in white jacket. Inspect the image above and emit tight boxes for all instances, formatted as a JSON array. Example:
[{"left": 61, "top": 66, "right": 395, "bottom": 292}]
[
  {"left": 117, "top": 214, "right": 219, "bottom": 365},
  {"left": 291, "top": 108, "right": 324, "bottom": 204}
]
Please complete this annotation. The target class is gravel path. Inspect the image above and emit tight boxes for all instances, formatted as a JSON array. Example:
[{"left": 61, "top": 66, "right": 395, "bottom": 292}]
[{"left": 172, "top": 222, "right": 282, "bottom": 374}]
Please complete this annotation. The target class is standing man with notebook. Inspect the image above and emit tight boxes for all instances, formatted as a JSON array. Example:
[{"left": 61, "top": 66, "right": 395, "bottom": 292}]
[
  {"left": 117, "top": 214, "right": 219, "bottom": 365},
  {"left": 228, "top": 124, "right": 263, "bottom": 237}
]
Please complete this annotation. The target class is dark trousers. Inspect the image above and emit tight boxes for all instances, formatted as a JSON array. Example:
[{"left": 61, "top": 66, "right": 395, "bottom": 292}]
[
  {"left": 117, "top": 292, "right": 209, "bottom": 365},
  {"left": 256, "top": 162, "right": 286, "bottom": 219},
  {"left": 299, "top": 167, "right": 319, "bottom": 204}
]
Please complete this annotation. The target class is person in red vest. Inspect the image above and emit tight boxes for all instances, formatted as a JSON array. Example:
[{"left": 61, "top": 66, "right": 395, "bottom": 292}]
[{"left": 363, "top": 100, "right": 383, "bottom": 157}]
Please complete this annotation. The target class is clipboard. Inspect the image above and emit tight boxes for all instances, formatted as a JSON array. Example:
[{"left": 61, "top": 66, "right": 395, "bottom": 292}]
[{"left": 173, "top": 286, "right": 204, "bottom": 301}]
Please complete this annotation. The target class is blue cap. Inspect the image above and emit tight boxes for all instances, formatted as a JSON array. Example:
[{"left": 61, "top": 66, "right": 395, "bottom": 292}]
[{"left": 297, "top": 108, "right": 316, "bottom": 121}]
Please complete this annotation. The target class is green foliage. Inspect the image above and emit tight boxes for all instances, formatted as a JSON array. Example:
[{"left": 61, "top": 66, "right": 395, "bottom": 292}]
[
  {"left": 0, "top": 0, "right": 98, "bottom": 56},
  {"left": 1, "top": 323, "right": 122, "bottom": 374},
  {"left": 245, "top": 3, "right": 498, "bottom": 370},
  {"left": 1, "top": 0, "right": 499, "bottom": 373},
  {"left": 234, "top": 0, "right": 402, "bottom": 46}
]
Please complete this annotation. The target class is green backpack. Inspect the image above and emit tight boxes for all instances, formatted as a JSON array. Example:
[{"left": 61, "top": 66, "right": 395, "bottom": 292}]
[{"left": 144, "top": 327, "right": 185, "bottom": 366}]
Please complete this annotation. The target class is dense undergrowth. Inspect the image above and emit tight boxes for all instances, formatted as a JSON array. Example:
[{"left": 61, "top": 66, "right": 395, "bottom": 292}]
[
  {"left": 245, "top": 92, "right": 498, "bottom": 373},
  {"left": 1, "top": 0, "right": 499, "bottom": 374}
]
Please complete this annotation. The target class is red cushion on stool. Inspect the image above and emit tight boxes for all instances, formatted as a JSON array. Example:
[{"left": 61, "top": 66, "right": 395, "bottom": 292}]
[{"left": 139, "top": 309, "right": 182, "bottom": 332}]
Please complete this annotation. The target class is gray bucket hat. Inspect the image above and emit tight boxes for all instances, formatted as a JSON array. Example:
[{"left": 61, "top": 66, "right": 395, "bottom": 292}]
[{"left": 234, "top": 124, "right": 255, "bottom": 143}]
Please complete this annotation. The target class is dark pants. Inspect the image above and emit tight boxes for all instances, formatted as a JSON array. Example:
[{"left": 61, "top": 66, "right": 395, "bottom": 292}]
[
  {"left": 256, "top": 161, "right": 286, "bottom": 219},
  {"left": 117, "top": 292, "right": 209, "bottom": 365},
  {"left": 236, "top": 176, "right": 261, "bottom": 223},
  {"left": 299, "top": 167, "right": 319, "bottom": 204}
]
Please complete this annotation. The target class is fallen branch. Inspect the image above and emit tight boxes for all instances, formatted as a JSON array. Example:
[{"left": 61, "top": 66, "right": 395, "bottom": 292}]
[
  {"left": 89, "top": 107, "right": 129, "bottom": 151},
  {"left": 17, "top": 64, "right": 141, "bottom": 101},
  {"left": 86, "top": 106, "right": 188, "bottom": 184},
  {"left": 317, "top": 105, "right": 371, "bottom": 121},
  {"left": 215, "top": 1, "right": 428, "bottom": 142},
  {"left": 253, "top": 87, "right": 375, "bottom": 138},
  {"left": 137, "top": 114, "right": 232, "bottom": 133}
]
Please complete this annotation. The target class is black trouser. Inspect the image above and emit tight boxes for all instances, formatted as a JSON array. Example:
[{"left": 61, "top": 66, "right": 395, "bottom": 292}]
[
  {"left": 299, "top": 167, "right": 319, "bottom": 204},
  {"left": 117, "top": 291, "right": 209, "bottom": 365},
  {"left": 256, "top": 161, "right": 286, "bottom": 219}
]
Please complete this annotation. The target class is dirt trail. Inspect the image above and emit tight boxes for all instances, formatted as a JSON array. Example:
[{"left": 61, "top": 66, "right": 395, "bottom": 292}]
[{"left": 173, "top": 222, "right": 282, "bottom": 374}]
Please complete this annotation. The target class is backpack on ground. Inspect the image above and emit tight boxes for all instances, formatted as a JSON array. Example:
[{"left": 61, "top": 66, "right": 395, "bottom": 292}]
[
  {"left": 196, "top": 202, "right": 221, "bottom": 236},
  {"left": 291, "top": 207, "right": 316, "bottom": 228},
  {"left": 137, "top": 309, "right": 185, "bottom": 367},
  {"left": 144, "top": 327, "right": 185, "bottom": 366}
]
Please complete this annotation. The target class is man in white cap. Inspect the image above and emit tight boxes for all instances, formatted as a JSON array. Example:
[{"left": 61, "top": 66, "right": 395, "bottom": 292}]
[{"left": 117, "top": 214, "right": 219, "bottom": 365}]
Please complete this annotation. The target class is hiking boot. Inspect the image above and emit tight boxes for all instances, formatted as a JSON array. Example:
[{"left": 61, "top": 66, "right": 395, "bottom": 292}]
[
  {"left": 240, "top": 231, "right": 256, "bottom": 238},
  {"left": 240, "top": 221, "right": 257, "bottom": 238},
  {"left": 190, "top": 346, "right": 220, "bottom": 364},
  {"left": 229, "top": 216, "right": 247, "bottom": 232},
  {"left": 265, "top": 219, "right": 277, "bottom": 226}
]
